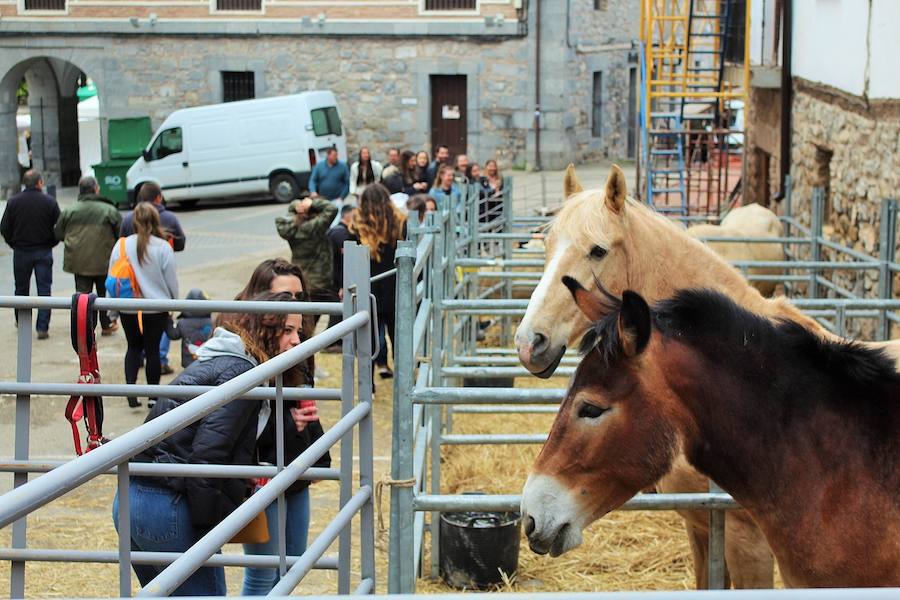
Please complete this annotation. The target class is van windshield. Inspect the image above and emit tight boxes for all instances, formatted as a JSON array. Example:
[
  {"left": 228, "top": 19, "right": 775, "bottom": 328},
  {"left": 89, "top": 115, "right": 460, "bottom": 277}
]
[{"left": 310, "top": 107, "right": 342, "bottom": 137}]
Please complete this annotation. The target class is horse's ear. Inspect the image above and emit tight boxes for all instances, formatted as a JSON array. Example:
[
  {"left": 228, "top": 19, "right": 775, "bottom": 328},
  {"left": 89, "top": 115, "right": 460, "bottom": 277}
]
[
  {"left": 617, "top": 290, "right": 651, "bottom": 357},
  {"left": 562, "top": 276, "right": 604, "bottom": 322},
  {"left": 604, "top": 164, "right": 628, "bottom": 214},
  {"left": 563, "top": 164, "right": 584, "bottom": 198}
]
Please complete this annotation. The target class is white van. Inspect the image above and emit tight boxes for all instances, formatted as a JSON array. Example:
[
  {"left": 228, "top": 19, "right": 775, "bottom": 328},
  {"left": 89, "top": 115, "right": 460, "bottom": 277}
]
[{"left": 126, "top": 91, "right": 346, "bottom": 206}]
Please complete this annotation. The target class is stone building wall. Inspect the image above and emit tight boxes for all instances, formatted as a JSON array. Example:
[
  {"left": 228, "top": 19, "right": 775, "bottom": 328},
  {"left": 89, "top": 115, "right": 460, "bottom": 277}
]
[
  {"left": 102, "top": 35, "right": 537, "bottom": 166},
  {"left": 744, "top": 86, "right": 782, "bottom": 206},
  {"left": 0, "top": 0, "right": 646, "bottom": 193},
  {"left": 789, "top": 78, "right": 900, "bottom": 335},
  {"left": 566, "top": 0, "right": 639, "bottom": 162}
]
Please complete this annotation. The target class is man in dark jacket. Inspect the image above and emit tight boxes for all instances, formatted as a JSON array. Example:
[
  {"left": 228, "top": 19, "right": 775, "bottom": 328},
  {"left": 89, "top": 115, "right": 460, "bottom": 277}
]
[
  {"left": 426, "top": 144, "right": 451, "bottom": 188},
  {"left": 1, "top": 170, "right": 60, "bottom": 338},
  {"left": 326, "top": 204, "right": 355, "bottom": 295},
  {"left": 54, "top": 176, "right": 123, "bottom": 335},
  {"left": 120, "top": 182, "right": 186, "bottom": 251}
]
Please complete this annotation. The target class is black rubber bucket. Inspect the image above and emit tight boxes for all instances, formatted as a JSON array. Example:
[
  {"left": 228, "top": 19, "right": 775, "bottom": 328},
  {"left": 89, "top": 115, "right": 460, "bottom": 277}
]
[{"left": 439, "top": 510, "right": 521, "bottom": 589}]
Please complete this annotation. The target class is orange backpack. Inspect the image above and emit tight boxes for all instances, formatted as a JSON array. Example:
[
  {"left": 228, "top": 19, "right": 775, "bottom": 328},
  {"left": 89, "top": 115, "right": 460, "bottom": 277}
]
[{"left": 105, "top": 238, "right": 141, "bottom": 299}]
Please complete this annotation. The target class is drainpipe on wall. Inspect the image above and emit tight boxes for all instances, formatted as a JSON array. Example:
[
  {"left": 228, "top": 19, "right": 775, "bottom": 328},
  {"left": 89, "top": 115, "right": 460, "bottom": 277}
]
[
  {"left": 775, "top": 0, "right": 792, "bottom": 201},
  {"left": 534, "top": 0, "right": 542, "bottom": 171}
]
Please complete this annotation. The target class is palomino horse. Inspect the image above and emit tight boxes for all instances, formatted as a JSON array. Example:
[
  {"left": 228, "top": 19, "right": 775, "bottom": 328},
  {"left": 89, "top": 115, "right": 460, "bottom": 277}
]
[
  {"left": 513, "top": 164, "right": 900, "bottom": 588},
  {"left": 515, "top": 164, "right": 828, "bottom": 378},
  {"left": 688, "top": 204, "right": 785, "bottom": 297},
  {"left": 522, "top": 282, "right": 900, "bottom": 587}
]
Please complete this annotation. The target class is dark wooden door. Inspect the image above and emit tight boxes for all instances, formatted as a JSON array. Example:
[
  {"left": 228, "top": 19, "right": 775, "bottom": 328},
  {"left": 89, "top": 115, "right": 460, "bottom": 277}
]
[{"left": 430, "top": 75, "right": 467, "bottom": 158}]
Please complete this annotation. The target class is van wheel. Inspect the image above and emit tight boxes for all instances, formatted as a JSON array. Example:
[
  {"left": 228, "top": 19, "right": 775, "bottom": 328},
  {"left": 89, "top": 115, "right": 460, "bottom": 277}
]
[
  {"left": 178, "top": 200, "right": 199, "bottom": 210},
  {"left": 270, "top": 173, "right": 299, "bottom": 204}
]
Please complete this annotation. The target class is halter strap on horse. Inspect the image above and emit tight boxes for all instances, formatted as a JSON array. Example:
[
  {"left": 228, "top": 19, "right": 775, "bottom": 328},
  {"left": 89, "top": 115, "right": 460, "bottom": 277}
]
[{"left": 65, "top": 293, "right": 106, "bottom": 455}]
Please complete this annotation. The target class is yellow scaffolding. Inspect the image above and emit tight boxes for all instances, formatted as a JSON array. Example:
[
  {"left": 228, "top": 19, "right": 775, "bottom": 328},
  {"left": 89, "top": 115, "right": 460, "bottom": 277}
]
[{"left": 639, "top": 0, "right": 752, "bottom": 215}]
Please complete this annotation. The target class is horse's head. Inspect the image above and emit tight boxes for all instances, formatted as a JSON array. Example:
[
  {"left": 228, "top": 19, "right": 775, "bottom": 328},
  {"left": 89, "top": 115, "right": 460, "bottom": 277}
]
[
  {"left": 515, "top": 164, "right": 636, "bottom": 377},
  {"left": 521, "top": 280, "right": 681, "bottom": 557}
]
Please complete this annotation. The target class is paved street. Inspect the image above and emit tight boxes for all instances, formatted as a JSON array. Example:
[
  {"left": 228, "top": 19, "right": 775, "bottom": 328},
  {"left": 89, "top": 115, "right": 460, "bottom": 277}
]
[{"left": 0, "top": 193, "right": 287, "bottom": 297}]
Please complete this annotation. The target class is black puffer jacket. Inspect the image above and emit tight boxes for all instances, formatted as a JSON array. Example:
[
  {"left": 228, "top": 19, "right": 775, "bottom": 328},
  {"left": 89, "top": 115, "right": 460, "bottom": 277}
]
[
  {"left": 257, "top": 393, "right": 330, "bottom": 496},
  {"left": 134, "top": 328, "right": 261, "bottom": 530}
]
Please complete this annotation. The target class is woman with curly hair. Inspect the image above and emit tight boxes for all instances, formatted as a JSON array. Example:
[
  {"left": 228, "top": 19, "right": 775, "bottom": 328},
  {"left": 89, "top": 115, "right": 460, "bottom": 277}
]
[
  {"left": 230, "top": 260, "right": 330, "bottom": 595},
  {"left": 113, "top": 291, "right": 308, "bottom": 595},
  {"left": 350, "top": 183, "right": 406, "bottom": 378}
]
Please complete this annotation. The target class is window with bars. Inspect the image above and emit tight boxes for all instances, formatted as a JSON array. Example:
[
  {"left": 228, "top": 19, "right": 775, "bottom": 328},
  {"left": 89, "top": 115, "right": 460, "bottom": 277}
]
[
  {"left": 424, "top": 0, "right": 476, "bottom": 10},
  {"left": 592, "top": 71, "right": 603, "bottom": 138},
  {"left": 222, "top": 72, "right": 255, "bottom": 103},
  {"left": 24, "top": 0, "right": 66, "bottom": 10},
  {"left": 216, "top": 0, "right": 261, "bottom": 11}
]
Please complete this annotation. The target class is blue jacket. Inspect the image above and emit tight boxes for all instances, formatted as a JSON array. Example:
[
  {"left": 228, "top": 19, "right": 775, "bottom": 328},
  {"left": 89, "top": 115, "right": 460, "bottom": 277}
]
[
  {"left": 309, "top": 160, "right": 350, "bottom": 201},
  {"left": 429, "top": 184, "right": 462, "bottom": 211}
]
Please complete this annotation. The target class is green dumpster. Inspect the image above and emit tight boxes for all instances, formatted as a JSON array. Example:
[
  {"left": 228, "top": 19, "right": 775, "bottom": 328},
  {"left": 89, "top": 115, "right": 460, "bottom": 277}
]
[
  {"left": 93, "top": 158, "right": 137, "bottom": 206},
  {"left": 108, "top": 117, "right": 152, "bottom": 160}
]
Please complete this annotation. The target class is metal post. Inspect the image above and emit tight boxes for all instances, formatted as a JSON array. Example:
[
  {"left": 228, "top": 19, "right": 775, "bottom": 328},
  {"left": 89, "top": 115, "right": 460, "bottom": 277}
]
[
  {"left": 501, "top": 184, "right": 514, "bottom": 346},
  {"left": 783, "top": 175, "right": 793, "bottom": 240},
  {"left": 429, "top": 212, "right": 448, "bottom": 579},
  {"left": 275, "top": 373, "right": 287, "bottom": 577},
  {"left": 808, "top": 187, "right": 825, "bottom": 299},
  {"left": 11, "top": 308, "right": 32, "bottom": 599},
  {"left": 117, "top": 462, "right": 132, "bottom": 597},
  {"left": 389, "top": 241, "right": 417, "bottom": 594},
  {"left": 337, "top": 242, "right": 359, "bottom": 595},
  {"left": 708, "top": 480, "right": 726, "bottom": 589},
  {"left": 878, "top": 198, "right": 898, "bottom": 340},
  {"left": 835, "top": 305, "right": 846, "bottom": 338},
  {"left": 349, "top": 243, "right": 375, "bottom": 593}
]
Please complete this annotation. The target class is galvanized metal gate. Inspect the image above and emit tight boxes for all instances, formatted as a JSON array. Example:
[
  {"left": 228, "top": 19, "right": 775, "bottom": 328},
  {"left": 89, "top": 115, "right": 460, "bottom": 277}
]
[
  {"left": 388, "top": 176, "right": 900, "bottom": 594},
  {"left": 0, "top": 243, "right": 376, "bottom": 598}
]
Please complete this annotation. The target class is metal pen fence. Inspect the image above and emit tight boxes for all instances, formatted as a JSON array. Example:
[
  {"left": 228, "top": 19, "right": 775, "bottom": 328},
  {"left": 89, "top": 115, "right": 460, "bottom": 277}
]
[
  {"left": 0, "top": 243, "right": 376, "bottom": 598},
  {"left": 388, "top": 175, "right": 900, "bottom": 594}
]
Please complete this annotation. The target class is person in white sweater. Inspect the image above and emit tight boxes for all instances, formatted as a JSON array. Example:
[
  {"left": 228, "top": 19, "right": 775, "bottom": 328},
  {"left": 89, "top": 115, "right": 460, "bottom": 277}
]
[
  {"left": 349, "top": 147, "right": 383, "bottom": 198},
  {"left": 108, "top": 202, "right": 179, "bottom": 407}
]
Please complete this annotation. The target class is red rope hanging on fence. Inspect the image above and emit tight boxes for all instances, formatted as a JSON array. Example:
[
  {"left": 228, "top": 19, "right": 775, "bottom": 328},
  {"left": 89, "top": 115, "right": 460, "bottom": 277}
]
[{"left": 65, "top": 293, "right": 107, "bottom": 455}]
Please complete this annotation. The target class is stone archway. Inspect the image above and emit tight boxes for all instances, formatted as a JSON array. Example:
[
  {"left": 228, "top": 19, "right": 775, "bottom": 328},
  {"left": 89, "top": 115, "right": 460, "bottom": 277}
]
[{"left": 0, "top": 54, "right": 105, "bottom": 197}]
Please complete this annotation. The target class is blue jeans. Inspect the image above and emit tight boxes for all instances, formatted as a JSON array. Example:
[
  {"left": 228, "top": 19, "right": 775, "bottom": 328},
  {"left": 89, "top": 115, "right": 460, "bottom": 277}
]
[
  {"left": 160, "top": 332, "right": 171, "bottom": 367},
  {"left": 13, "top": 248, "right": 53, "bottom": 332},
  {"left": 112, "top": 480, "right": 226, "bottom": 596},
  {"left": 242, "top": 488, "right": 310, "bottom": 595}
]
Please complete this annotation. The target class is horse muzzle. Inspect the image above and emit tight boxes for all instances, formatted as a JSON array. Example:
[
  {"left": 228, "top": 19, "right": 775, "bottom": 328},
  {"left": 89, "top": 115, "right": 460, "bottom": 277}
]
[
  {"left": 525, "top": 519, "right": 580, "bottom": 557},
  {"left": 521, "top": 474, "right": 585, "bottom": 557},
  {"left": 515, "top": 330, "right": 566, "bottom": 379}
]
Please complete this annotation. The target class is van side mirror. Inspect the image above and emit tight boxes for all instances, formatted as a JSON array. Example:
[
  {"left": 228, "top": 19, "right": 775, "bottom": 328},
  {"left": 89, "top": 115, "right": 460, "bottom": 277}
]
[{"left": 142, "top": 149, "right": 151, "bottom": 161}]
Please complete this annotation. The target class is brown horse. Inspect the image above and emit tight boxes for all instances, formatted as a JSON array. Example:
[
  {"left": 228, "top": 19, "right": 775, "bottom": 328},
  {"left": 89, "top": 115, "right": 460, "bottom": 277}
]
[{"left": 522, "top": 282, "right": 900, "bottom": 587}]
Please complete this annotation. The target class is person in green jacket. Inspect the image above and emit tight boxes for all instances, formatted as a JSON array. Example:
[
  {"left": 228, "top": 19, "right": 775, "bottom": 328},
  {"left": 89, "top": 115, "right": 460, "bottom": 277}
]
[
  {"left": 54, "top": 175, "right": 123, "bottom": 335},
  {"left": 275, "top": 196, "right": 339, "bottom": 334}
]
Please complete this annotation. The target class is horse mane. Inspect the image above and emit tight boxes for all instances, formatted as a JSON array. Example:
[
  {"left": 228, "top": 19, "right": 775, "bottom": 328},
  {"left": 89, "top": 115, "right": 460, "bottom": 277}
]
[
  {"left": 588, "top": 287, "right": 900, "bottom": 391},
  {"left": 552, "top": 190, "right": 683, "bottom": 252}
]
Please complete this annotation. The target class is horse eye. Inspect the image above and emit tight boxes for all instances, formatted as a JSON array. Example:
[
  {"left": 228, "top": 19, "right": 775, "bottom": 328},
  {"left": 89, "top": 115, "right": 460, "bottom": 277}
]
[
  {"left": 577, "top": 403, "right": 608, "bottom": 419},
  {"left": 590, "top": 246, "right": 608, "bottom": 260}
]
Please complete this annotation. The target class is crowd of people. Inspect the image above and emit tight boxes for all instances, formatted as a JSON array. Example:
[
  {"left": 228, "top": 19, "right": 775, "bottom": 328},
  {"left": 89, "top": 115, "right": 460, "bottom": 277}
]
[{"left": 1, "top": 144, "right": 505, "bottom": 594}]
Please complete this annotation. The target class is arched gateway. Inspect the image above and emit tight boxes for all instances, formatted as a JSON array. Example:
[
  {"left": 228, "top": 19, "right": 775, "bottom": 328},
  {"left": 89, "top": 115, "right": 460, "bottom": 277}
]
[{"left": 0, "top": 50, "right": 106, "bottom": 197}]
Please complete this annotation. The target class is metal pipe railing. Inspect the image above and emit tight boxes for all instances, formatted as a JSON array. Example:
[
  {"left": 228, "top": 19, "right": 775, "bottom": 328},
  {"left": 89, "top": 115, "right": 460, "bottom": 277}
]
[
  {"left": 0, "top": 311, "right": 368, "bottom": 530},
  {"left": 139, "top": 401, "right": 372, "bottom": 596},
  {"left": 0, "top": 382, "right": 341, "bottom": 401},
  {"left": 0, "top": 548, "right": 338, "bottom": 570},
  {"left": 0, "top": 296, "right": 343, "bottom": 315},
  {"left": 3, "top": 242, "right": 378, "bottom": 598}
]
